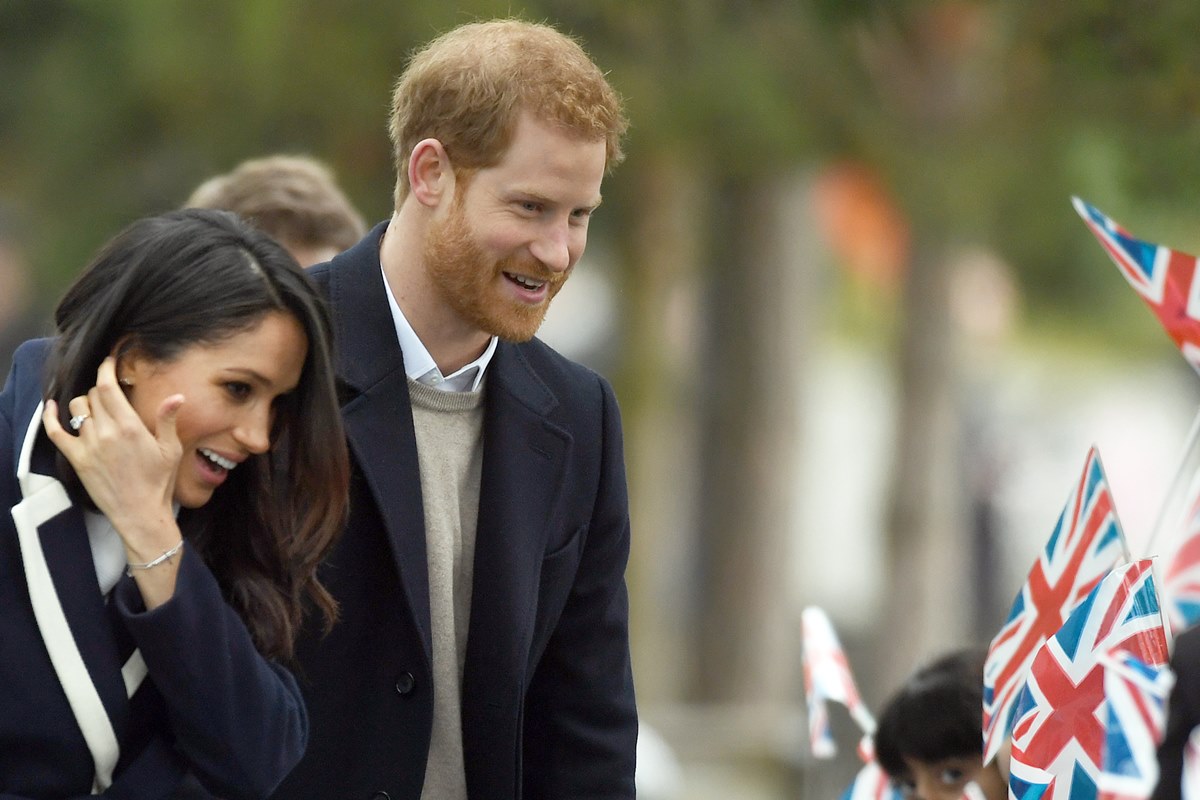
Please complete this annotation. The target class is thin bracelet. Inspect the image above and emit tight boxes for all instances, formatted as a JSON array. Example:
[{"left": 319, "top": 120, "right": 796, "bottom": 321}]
[{"left": 126, "top": 540, "right": 184, "bottom": 577}]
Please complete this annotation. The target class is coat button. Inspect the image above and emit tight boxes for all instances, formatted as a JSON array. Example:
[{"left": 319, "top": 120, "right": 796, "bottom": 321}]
[
  {"left": 370, "top": 793, "right": 391, "bottom": 800},
  {"left": 394, "top": 671, "right": 416, "bottom": 695}
]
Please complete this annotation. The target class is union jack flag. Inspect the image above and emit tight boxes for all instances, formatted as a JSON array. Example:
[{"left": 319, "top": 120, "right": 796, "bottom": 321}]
[
  {"left": 802, "top": 606, "right": 876, "bottom": 760},
  {"left": 1072, "top": 196, "right": 1200, "bottom": 375},
  {"left": 1162, "top": 472, "right": 1200, "bottom": 635},
  {"left": 983, "top": 446, "right": 1130, "bottom": 764},
  {"left": 839, "top": 761, "right": 903, "bottom": 800},
  {"left": 1096, "top": 650, "right": 1174, "bottom": 800},
  {"left": 1008, "top": 560, "right": 1170, "bottom": 800},
  {"left": 962, "top": 783, "right": 987, "bottom": 800}
]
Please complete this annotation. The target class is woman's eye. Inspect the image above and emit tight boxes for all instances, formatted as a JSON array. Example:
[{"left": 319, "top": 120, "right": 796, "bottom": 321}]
[{"left": 226, "top": 382, "right": 252, "bottom": 400}]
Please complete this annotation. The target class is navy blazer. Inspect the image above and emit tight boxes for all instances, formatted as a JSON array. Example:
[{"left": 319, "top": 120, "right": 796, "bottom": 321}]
[
  {"left": 272, "top": 223, "right": 638, "bottom": 799},
  {"left": 0, "top": 339, "right": 307, "bottom": 799}
]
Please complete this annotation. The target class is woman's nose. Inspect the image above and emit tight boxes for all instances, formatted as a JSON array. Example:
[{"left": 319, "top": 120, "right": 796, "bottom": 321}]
[{"left": 234, "top": 406, "right": 271, "bottom": 454}]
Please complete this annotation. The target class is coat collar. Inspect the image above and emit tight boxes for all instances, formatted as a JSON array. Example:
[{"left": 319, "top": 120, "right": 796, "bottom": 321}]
[{"left": 11, "top": 400, "right": 146, "bottom": 791}]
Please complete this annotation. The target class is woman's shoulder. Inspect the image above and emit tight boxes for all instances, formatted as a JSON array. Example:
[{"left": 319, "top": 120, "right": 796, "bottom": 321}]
[
  {"left": 3, "top": 338, "right": 52, "bottom": 391},
  {"left": 11, "top": 337, "right": 52, "bottom": 366},
  {"left": 4, "top": 334, "right": 50, "bottom": 386},
  {"left": 1, "top": 337, "right": 53, "bottom": 435}
]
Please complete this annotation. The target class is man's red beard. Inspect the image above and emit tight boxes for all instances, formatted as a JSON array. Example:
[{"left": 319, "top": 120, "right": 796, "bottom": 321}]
[{"left": 423, "top": 200, "right": 569, "bottom": 342}]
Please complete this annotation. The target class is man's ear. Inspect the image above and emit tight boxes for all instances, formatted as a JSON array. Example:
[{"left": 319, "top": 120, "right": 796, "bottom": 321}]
[{"left": 408, "top": 138, "right": 456, "bottom": 209}]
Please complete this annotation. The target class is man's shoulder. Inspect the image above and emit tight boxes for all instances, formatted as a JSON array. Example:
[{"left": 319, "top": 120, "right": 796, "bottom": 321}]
[
  {"left": 306, "top": 221, "right": 388, "bottom": 297},
  {"left": 500, "top": 338, "right": 621, "bottom": 432},
  {"left": 509, "top": 336, "right": 608, "bottom": 395}
]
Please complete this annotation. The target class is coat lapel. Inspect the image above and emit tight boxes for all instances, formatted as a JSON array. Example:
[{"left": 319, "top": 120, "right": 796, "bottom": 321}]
[
  {"left": 327, "top": 230, "right": 433, "bottom": 664},
  {"left": 11, "top": 401, "right": 133, "bottom": 791},
  {"left": 462, "top": 343, "right": 571, "bottom": 737}
]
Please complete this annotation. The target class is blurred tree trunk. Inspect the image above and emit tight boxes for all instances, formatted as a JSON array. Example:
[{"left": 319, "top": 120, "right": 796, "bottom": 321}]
[
  {"left": 877, "top": 230, "right": 970, "bottom": 687},
  {"left": 617, "top": 153, "right": 706, "bottom": 704},
  {"left": 690, "top": 173, "right": 822, "bottom": 704}
]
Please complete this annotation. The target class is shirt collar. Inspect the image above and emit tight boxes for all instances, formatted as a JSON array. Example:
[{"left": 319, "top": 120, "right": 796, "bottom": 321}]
[{"left": 381, "top": 264, "right": 497, "bottom": 393}]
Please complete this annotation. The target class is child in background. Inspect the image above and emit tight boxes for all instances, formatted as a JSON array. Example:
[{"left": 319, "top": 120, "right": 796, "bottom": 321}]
[{"left": 874, "top": 648, "right": 1007, "bottom": 800}]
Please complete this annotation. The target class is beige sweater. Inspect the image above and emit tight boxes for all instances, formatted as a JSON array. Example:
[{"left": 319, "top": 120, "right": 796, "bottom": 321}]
[{"left": 408, "top": 378, "right": 485, "bottom": 800}]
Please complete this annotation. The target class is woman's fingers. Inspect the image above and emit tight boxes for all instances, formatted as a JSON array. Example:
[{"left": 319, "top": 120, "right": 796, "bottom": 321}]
[
  {"left": 42, "top": 398, "right": 77, "bottom": 452},
  {"left": 155, "top": 394, "right": 185, "bottom": 456},
  {"left": 89, "top": 357, "right": 137, "bottom": 426},
  {"left": 44, "top": 377, "right": 181, "bottom": 531},
  {"left": 67, "top": 394, "right": 91, "bottom": 421}
]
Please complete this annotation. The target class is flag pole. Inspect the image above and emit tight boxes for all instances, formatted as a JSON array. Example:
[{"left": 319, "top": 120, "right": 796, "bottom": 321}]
[{"left": 1145, "top": 403, "right": 1200, "bottom": 557}]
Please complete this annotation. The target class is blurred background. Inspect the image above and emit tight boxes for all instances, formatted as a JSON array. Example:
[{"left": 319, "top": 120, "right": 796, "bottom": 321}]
[{"left": 5, "top": 2, "right": 1200, "bottom": 797}]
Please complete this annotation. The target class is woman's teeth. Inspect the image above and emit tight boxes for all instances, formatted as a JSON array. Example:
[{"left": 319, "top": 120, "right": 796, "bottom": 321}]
[{"left": 199, "top": 448, "right": 236, "bottom": 471}]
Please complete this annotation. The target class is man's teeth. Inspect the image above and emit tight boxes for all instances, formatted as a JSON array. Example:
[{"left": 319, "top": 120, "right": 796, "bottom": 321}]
[
  {"left": 507, "top": 273, "right": 545, "bottom": 290},
  {"left": 199, "top": 449, "right": 236, "bottom": 470}
]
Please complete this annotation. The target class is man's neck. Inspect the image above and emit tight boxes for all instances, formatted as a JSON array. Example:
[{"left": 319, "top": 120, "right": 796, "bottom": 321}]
[{"left": 379, "top": 210, "right": 491, "bottom": 374}]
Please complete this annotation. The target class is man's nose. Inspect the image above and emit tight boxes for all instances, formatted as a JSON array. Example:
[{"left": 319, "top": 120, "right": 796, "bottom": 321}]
[{"left": 529, "top": 221, "right": 573, "bottom": 274}]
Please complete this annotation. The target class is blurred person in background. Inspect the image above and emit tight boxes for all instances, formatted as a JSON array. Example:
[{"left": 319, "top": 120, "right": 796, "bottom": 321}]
[
  {"left": 874, "top": 648, "right": 1007, "bottom": 800},
  {"left": 1153, "top": 624, "right": 1200, "bottom": 800},
  {"left": 0, "top": 204, "right": 49, "bottom": 378},
  {"left": 185, "top": 154, "right": 366, "bottom": 267},
  {"left": 0, "top": 209, "right": 349, "bottom": 798},
  {"left": 271, "top": 18, "right": 637, "bottom": 800}
]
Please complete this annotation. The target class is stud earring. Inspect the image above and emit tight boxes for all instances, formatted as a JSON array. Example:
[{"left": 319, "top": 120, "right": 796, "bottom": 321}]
[{"left": 118, "top": 377, "right": 132, "bottom": 388}]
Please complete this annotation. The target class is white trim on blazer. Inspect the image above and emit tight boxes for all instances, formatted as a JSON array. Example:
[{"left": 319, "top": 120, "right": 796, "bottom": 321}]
[{"left": 11, "top": 400, "right": 147, "bottom": 792}]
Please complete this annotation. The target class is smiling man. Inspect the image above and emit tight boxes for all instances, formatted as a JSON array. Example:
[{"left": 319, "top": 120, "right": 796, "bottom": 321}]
[{"left": 271, "top": 19, "right": 636, "bottom": 800}]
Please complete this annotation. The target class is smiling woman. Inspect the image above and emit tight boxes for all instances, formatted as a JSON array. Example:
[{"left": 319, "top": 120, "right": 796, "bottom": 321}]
[{"left": 0, "top": 209, "right": 348, "bottom": 799}]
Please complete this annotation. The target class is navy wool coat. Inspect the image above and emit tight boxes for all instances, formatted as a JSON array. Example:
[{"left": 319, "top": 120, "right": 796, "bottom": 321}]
[
  {"left": 272, "top": 223, "right": 638, "bottom": 800},
  {"left": 0, "top": 339, "right": 307, "bottom": 799}
]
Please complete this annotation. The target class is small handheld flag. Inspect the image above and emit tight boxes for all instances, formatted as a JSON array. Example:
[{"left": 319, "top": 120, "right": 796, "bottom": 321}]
[
  {"left": 1072, "top": 196, "right": 1200, "bottom": 375},
  {"left": 1162, "top": 476, "right": 1200, "bottom": 634},
  {"left": 838, "top": 761, "right": 903, "bottom": 800},
  {"left": 1008, "top": 560, "right": 1169, "bottom": 800},
  {"left": 1097, "top": 650, "right": 1174, "bottom": 800},
  {"left": 983, "top": 447, "right": 1130, "bottom": 764},
  {"left": 802, "top": 606, "right": 876, "bottom": 760}
]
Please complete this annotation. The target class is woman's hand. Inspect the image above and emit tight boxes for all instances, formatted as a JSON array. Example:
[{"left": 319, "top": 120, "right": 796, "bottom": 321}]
[{"left": 43, "top": 357, "right": 187, "bottom": 607}]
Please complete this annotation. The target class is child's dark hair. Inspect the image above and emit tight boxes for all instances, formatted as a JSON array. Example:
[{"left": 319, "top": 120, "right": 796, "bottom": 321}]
[{"left": 874, "top": 647, "right": 987, "bottom": 778}]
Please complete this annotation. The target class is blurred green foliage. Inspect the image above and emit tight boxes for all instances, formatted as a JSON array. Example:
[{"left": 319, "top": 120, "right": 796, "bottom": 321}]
[{"left": 1, "top": 0, "right": 1199, "bottom": 354}]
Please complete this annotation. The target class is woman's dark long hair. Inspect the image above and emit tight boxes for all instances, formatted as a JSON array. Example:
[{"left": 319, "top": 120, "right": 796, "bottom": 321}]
[
  {"left": 874, "top": 647, "right": 988, "bottom": 778},
  {"left": 45, "top": 208, "right": 348, "bottom": 661}
]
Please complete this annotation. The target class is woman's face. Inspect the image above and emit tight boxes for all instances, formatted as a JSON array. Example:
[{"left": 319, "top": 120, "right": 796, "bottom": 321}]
[
  {"left": 896, "top": 755, "right": 1007, "bottom": 800},
  {"left": 122, "top": 310, "right": 308, "bottom": 508}
]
